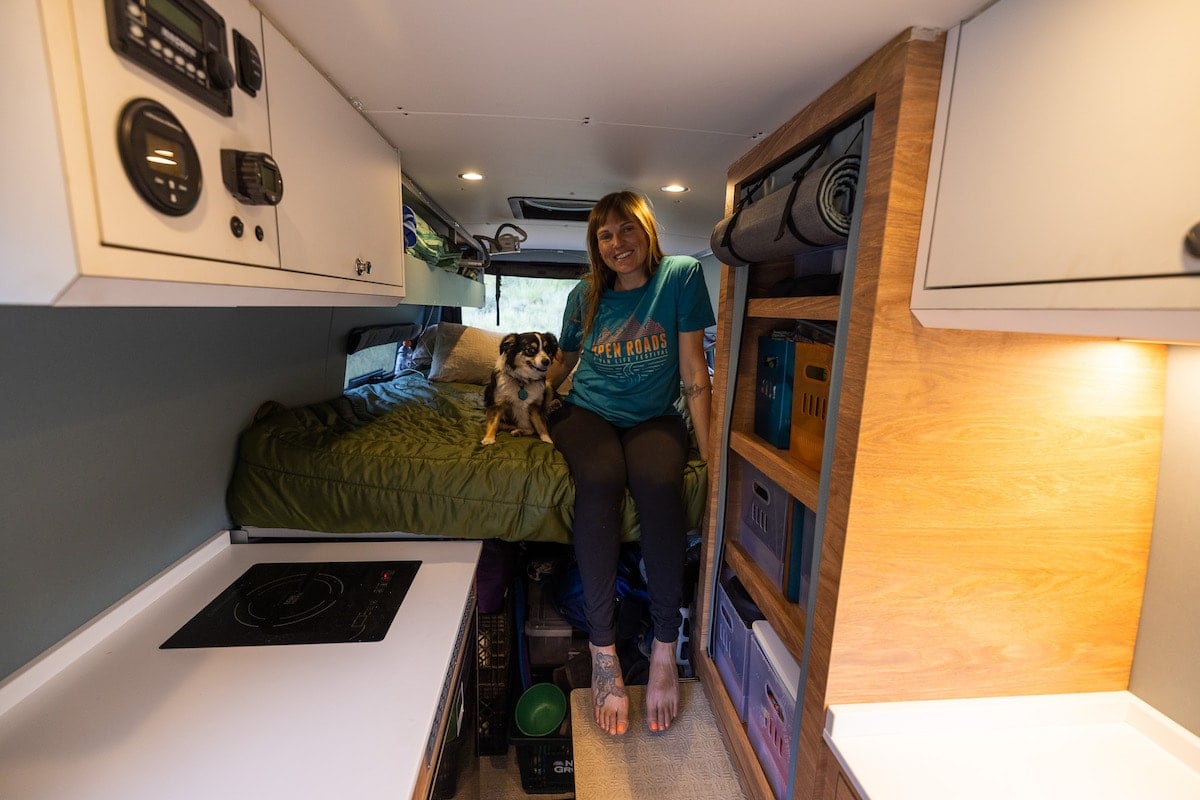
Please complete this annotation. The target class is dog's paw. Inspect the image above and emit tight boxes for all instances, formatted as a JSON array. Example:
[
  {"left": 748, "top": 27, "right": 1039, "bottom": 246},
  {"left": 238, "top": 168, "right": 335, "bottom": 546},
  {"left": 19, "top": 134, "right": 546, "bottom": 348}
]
[
  {"left": 511, "top": 428, "right": 533, "bottom": 438},
  {"left": 539, "top": 434, "right": 553, "bottom": 444},
  {"left": 481, "top": 435, "right": 496, "bottom": 446}
]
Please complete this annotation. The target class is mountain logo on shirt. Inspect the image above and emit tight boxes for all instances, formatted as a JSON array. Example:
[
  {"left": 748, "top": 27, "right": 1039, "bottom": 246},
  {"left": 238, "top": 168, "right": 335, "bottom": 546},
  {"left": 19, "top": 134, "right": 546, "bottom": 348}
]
[{"left": 591, "top": 315, "right": 670, "bottom": 375}]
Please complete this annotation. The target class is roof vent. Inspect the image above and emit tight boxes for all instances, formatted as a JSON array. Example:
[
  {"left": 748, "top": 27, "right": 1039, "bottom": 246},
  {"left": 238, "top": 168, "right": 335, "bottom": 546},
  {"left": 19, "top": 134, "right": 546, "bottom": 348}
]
[{"left": 508, "top": 196, "right": 596, "bottom": 222}]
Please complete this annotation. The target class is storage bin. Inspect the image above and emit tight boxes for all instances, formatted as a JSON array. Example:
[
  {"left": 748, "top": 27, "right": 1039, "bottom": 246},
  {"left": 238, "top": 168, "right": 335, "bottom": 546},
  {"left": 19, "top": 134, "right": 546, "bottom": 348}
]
[
  {"left": 525, "top": 582, "right": 581, "bottom": 669},
  {"left": 476, "top": 602, "right": 513, "bottom": 756},
  {"left": 738, "top": 460, "right": 790, "bottom": 589},
  {"left": 787, "top": 503, "right": 817, "bottom": 606},
  {"left": 713, "top": 573, "right": 764, "bottom": 722},
  {"left": 789, "top": 342, "right": 833, "bottom": 471},
  {"left": 738, "top": 460, "right": 815, "bottom": 604},
  {"left": 510, "top": 724, "right": 575, "bottom": 794},
  {"left": 754, "top": 335, "right": 796, "bottom": 448},
  {"left": 747, "top": 621, "right": 801, "bottom": 800}
]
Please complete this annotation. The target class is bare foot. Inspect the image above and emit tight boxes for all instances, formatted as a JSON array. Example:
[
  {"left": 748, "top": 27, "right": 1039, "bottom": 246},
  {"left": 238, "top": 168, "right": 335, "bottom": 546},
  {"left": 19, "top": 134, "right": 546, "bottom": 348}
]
[
  {"left": 590, "top": 643, "right": 628, "bottom": 735},
  {"left": 646, "top": 639, "right": 680, "bottom": 733}
]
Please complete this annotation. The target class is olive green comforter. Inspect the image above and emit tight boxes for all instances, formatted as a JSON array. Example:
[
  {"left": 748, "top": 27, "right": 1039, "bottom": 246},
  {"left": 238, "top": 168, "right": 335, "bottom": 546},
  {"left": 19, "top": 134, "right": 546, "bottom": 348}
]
[{"left": 226, "top": 373, "right": 708, "bottom": 542}]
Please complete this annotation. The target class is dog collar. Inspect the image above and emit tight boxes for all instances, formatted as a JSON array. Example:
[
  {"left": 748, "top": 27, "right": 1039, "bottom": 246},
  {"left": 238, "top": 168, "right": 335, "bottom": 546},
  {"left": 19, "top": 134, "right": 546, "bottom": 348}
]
[{"left": 518, "top": 388, "right": 528, "bottom": 400}]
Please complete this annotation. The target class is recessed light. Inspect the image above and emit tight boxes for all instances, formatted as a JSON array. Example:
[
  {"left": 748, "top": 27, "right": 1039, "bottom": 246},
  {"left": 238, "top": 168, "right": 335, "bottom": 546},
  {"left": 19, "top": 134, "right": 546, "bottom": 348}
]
[
  {"left": 459, "top": 172, "right": 484, "bottom": 181},
  {"left": 661, "top": 184, "right": 688, "bottom": 193}
]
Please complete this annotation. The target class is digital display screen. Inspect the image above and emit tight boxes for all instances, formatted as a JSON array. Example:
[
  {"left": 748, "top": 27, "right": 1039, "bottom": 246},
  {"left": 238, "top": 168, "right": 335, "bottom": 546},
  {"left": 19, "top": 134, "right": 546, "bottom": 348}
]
[
  {"left": 144, "top": 132, "right": 186, "bottom": 178},
  {"left": 261, "top": 163, "right": 279, "bottom": 194},
  {"left": 146, "top": 0, "right": 202, "bottom": 46}
]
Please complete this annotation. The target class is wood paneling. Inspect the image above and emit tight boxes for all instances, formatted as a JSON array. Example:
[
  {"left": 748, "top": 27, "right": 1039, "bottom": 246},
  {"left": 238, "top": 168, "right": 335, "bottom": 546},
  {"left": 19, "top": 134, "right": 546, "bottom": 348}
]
[{"left": 698, "top": 23, "right": 1168, "bottom": 800}]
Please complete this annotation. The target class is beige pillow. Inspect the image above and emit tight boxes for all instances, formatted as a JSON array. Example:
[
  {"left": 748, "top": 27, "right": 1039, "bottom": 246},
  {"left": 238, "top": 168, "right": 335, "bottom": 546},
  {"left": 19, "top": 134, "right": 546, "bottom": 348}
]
[{"left": 429, "top": 322, "right": 504, "bottom": 384}]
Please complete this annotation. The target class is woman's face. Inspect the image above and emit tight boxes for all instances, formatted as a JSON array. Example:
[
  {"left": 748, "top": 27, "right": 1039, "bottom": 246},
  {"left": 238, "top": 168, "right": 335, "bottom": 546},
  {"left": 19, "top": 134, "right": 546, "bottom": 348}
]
[{"left": 595, "top": 213, "right": 650, "bottom": 285}]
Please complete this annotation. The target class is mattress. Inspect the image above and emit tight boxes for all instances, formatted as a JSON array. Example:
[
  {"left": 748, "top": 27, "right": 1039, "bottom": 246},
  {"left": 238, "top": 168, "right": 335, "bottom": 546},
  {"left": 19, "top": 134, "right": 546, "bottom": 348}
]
[{"left": 226, "top": 372, "right": 708, "bottom": 543}]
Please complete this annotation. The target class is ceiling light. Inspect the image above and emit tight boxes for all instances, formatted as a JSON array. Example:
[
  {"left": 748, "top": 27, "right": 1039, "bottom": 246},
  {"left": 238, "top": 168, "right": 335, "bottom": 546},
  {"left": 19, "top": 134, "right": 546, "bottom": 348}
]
[
  {"left": 459, "top": 172, "right": 484, "bottom": 181},
  {"left": 661, "top": 184, "right": 688, "bottom": 193}
]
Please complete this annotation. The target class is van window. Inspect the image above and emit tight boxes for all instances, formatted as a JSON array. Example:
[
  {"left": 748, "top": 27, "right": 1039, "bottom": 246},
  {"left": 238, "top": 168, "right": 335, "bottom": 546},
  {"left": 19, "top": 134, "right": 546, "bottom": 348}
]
[{"left": 462, "top": 274, "right": 576, "bottom": 335}]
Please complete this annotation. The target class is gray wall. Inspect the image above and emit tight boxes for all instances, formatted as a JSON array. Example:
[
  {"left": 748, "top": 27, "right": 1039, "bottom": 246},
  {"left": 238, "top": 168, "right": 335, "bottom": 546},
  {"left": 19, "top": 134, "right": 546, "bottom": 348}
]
[
  {"left": 0, "top": 303, "right": 425, "bottom": 680},
  {"left": 1130, "top": 345, "right": 1200, "bottom": 735}
]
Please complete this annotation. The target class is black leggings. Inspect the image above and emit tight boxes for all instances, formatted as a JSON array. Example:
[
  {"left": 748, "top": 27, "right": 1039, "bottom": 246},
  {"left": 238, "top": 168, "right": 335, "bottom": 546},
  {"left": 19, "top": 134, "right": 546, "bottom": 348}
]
[{"left": 549, "top": 402, "right": 688, "bottom": 647}]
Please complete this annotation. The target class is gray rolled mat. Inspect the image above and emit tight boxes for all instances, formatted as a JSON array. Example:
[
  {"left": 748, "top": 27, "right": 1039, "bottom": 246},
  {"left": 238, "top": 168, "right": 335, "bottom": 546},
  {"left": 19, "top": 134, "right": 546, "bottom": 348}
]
[{"left": 710, "top": 155, "right": 860, "bottom": 265}]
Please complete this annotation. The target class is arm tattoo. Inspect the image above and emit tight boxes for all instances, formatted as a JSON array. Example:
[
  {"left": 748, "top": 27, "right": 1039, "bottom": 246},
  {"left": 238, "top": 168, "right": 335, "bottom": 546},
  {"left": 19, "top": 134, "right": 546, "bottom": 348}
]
[
  {"left": 592, "top": 651, "right": 626, "bottom": 706},
  {"left": 683, "top": 381, "right": 709, "bottom": 399}
]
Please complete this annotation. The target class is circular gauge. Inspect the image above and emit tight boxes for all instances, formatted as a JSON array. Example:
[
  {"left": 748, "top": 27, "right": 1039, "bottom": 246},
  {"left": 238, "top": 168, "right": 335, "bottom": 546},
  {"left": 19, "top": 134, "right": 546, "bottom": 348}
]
[{"left": 116, "top": 98, "right": 202, "bottom": 216}]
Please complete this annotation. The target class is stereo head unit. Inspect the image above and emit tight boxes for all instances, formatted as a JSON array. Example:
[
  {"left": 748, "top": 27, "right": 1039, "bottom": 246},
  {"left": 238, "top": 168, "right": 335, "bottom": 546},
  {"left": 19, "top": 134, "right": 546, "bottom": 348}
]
[{"left": 106, "top": 0, "right": 235, "bottom": 117}]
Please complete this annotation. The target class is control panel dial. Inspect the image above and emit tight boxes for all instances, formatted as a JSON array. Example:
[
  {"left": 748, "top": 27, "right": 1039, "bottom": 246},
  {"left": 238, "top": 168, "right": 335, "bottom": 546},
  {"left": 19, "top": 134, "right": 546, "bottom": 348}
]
[
  {"left": 221, "top": 149, "right": 283, "bottom": 205},
  {"left": 117, "top": 98, "right": 202, "bottom": 216}
]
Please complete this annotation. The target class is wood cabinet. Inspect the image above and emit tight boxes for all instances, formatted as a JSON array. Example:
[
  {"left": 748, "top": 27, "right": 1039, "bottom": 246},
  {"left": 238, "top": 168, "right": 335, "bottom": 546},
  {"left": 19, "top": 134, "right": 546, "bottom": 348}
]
[
  {"left": 695, "top": 28, "right": 1168, "bottom": 800},
  {"left": 910, "top": 0, "right": 1200, "bottom": 343},
  {"left": 264, "top": 20, "right": 405, "bottom": 292}
]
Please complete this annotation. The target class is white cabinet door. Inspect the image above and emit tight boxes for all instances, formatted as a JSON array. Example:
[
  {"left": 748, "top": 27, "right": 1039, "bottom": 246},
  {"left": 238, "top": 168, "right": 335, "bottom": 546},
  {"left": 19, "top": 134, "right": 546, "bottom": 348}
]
[
  {"left": 912, "top": 0, "right": 1200, "bottom": 342},
  {"left": 264, "top": 21, "right": 405, "bottom": 292}
]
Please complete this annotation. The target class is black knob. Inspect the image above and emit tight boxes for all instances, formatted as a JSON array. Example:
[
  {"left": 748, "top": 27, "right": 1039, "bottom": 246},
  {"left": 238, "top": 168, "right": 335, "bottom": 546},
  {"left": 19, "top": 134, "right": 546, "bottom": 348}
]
[
  {"left": 206, "top": 48, "right": 236, "bottom": 91},
  {"left": 221, "top": 149, "right": 283, "bottom": 205},
  {"left": 1185, "top": 222, "right": 1200, "bottom": 259}
]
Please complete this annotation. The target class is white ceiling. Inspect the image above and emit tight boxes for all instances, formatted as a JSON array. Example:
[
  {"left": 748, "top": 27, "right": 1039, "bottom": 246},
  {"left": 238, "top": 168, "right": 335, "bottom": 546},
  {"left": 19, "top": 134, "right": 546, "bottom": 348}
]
[{"left": 253, "top": 0, "right": 989, "bottom": 257}]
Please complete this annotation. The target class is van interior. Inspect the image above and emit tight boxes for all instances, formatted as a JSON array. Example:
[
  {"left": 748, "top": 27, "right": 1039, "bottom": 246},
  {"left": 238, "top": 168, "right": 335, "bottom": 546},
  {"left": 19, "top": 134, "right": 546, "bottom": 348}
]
[{"left": 2, "top": 1, "right": 1198, "bottom": 799}]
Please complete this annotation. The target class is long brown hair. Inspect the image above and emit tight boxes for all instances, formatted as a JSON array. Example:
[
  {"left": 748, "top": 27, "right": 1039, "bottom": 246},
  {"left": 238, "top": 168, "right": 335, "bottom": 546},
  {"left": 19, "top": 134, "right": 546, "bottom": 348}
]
[{"left": 577, "top": 191, "right": 666, "bottom": 340}]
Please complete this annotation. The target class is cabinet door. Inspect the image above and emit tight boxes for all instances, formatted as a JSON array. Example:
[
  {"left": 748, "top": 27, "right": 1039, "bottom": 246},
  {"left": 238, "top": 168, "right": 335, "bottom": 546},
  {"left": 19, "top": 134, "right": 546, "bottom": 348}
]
[
  {"left": 264, "top": 21, "right": 404, "bottom": 290},
  {"left": 922, "top": 0, "right": 1200, "bottom": 289}
]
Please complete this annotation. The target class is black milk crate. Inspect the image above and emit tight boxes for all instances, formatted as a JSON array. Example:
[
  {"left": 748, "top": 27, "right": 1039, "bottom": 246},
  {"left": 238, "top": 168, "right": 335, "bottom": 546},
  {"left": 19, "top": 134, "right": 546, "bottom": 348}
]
[
  {"left": 476, "top": 600, "right": 514, "bottom": 756},
  {"left": 509, "top": 726, "right": 575, "bottom": 795}
]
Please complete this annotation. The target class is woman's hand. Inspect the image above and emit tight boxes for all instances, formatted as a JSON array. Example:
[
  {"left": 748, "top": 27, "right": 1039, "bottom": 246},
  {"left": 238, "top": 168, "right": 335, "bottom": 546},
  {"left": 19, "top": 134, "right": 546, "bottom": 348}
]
[{"left": 548, "top": 348, "right": 580, "bottom": 393}]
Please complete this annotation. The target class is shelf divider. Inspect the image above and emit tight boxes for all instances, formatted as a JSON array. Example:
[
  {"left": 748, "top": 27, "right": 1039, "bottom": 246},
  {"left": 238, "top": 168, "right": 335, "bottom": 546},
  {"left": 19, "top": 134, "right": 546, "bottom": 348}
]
[
  {"left": 729, "top": 430, "right": 821, "bottom": 511},
  {"left": 725, "top": 541, "right": 807, "bottom": 661},
  {"left": 747, "top": 295, "right": 839, "bottom": 321}
]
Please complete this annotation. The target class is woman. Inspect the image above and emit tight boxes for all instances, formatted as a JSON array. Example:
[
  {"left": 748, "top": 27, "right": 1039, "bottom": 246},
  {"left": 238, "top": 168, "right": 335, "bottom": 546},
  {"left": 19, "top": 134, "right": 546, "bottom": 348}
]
[{"left": 547, "top": 190, "right": 714, "bottom": 736}]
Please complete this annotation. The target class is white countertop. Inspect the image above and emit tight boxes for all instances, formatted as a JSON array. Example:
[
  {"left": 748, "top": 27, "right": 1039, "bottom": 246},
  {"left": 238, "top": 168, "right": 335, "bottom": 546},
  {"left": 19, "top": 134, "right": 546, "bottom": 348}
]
[
  {"left": 0, "top": 532, "right": 481, "bottom": 800},
  {"left": 825, "top": 691, "right": 1200, "bottom": 800}
]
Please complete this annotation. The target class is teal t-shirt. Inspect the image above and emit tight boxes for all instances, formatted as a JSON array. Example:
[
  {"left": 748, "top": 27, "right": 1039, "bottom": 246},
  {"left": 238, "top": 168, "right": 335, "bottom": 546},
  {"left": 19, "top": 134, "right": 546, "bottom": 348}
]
[{"left": 559, "top": 255, "right": 715, "bottom": 428}]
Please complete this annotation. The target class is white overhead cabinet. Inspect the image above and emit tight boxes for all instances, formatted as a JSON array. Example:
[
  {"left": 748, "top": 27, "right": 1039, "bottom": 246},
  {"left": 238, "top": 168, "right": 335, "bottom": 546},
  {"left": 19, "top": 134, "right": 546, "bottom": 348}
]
[
  {"left": 0, "top": 0, "right": 403, "bottom": 306},
  {"left": 911, "top": 0, "right": 1200, "bottom": 342},
  {"left": 263, "top": 20, "right": 405, "bottom": 291}
]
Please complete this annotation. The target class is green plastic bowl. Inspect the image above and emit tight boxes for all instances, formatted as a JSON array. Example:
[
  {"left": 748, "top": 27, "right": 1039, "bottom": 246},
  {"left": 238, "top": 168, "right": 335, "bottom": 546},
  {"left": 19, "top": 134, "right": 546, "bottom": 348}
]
[{"left": 514, "top": 682, "right": 567, "bottom": 736}]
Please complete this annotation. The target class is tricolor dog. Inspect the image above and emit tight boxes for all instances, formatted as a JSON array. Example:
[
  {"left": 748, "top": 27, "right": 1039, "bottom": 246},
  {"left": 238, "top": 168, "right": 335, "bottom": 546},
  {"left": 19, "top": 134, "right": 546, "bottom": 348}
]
[{"left": 481, "top": 331, "right": 559, "bottom": 446}]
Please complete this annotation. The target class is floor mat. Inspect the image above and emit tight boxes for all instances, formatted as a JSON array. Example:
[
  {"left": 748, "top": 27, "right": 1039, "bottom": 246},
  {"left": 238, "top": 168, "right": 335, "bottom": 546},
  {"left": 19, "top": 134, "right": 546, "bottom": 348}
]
[{"left": 570, "top": 680, "right": 746, "bottom": 800}]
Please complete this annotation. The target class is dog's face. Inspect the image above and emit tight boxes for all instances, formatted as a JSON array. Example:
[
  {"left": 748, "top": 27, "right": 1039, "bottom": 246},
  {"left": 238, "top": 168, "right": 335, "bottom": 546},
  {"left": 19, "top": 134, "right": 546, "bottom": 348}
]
[{"left": 498, "top": 331, "right": 558, "bottom": 380}]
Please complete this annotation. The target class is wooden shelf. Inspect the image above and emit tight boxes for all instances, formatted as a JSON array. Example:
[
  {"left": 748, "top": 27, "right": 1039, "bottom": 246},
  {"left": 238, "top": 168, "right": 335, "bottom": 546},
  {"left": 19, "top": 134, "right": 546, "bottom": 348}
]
[
  {"left": 699, "top": 28, "right": 969, "bottom": 800},
  {"left": 729, "top": 430, "right": 821, "bottom": 510},
  {"left": 724, "top": 541, "right": 806, "bottom": 661},
  {"left": 701, "top": 24, "right": 1166, "bottom": 800},
  {"left": 747, "top": 295, "right": 839, "bottom": 321}
]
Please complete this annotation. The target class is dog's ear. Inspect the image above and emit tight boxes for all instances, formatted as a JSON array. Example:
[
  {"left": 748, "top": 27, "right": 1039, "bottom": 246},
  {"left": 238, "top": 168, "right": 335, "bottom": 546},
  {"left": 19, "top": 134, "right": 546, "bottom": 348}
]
[
  {"left": 499, "top": 333, "right": 518, "bottom": 353},
  {"left": 541, "top": 332, "right": 559, "bottom": 354}
]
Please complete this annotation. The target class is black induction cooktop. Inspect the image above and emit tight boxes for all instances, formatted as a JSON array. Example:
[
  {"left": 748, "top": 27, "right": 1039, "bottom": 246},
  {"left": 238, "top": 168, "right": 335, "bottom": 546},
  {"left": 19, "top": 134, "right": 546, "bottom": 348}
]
[{"left": 161, "top": 561, "right": 421, "bottom": 649}]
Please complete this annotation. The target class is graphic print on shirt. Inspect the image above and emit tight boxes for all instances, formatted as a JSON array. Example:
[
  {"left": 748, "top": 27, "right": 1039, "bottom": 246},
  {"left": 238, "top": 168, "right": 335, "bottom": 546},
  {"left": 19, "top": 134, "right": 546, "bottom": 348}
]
[{"left": 590, "top": 314, "right": 670, "bottom": 379}]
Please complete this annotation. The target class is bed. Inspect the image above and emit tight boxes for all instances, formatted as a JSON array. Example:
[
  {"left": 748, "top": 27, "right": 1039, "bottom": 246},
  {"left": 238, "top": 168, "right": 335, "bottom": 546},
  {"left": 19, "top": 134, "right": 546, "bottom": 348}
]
[{"left": 226, "top": 323, "right": 708, "bottom": 543}]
